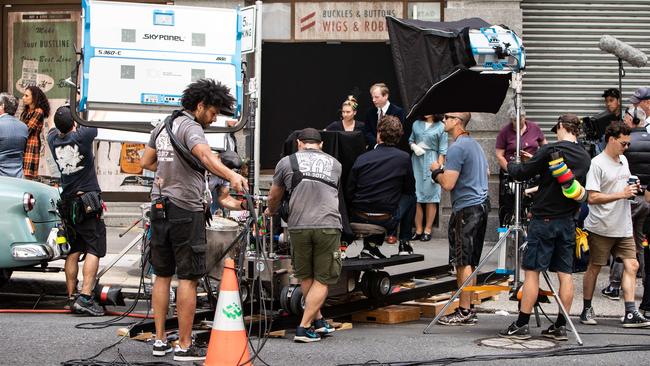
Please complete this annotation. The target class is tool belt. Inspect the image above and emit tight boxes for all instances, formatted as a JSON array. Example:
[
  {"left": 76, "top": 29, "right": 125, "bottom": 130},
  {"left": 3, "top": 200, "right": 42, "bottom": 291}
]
[
  {"left": 353, "top": 210, "right": 392, "bottom": 221},
  {"left": 57, "top": 191, "right": 103, "bottom": 226}
]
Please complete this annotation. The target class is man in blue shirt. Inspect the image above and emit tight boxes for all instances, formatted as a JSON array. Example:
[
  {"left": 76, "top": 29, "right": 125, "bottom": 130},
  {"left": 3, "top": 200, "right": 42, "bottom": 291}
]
[
  {"left": 48, "top": 105, "right": 106, "bottom": 317},
  {"left": 0, "top": 92, "right": 27, "bottom": 177},
  {"left": 348, "top": 115, "right": 416, "bottom": 259},
  {"left": 430, "top": 112, "right": 489, "bottom": 325}
]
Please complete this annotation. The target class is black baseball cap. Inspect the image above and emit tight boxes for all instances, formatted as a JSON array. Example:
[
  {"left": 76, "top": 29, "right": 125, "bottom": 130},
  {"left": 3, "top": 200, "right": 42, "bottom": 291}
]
[
  {"left": 297, "top": 128, "right": 322, "bottom": 143},
  {"left": 54, "top": 105, "right": 74, "bottom": 133}
]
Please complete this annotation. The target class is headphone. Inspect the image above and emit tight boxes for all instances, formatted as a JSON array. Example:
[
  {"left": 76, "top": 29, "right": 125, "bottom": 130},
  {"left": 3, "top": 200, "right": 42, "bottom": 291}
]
[{"left": 626, "top": 107, "right": 641, "bottom": 125}]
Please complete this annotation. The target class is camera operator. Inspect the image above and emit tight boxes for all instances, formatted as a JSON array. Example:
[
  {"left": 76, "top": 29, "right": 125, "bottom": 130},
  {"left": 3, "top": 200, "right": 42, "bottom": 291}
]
[
  {"left": 580, "top": 121, "right": 650, "bottom": 328},
  {"left": 625, "top": 106, "right": 650, "bottom": 317},
  {"left": 495, "top": 104, "right": 546, "bottom": 226},
  {"left": 430, "top": 112, "right": 489, "bottom": 326},
  {"left": 498, "top": 114, "right": 590, "bottom": 340},
  {"left": 603, "top": 88, "right": 622, "bottom": 120},
  {"left": 265, "top": 128, "right": 342, "bottom": 343},
  {"left": 140, "top": 79, "right": 247, "bottom": 361},
  {"left": 48, "top": 106, "right": 107, "bottom": 317}
]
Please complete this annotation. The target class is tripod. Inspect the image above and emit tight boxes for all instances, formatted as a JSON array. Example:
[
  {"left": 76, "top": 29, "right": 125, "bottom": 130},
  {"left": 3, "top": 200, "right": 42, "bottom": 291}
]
[{"left": 423, "top": 72, "right": 583, "bottom": 346}]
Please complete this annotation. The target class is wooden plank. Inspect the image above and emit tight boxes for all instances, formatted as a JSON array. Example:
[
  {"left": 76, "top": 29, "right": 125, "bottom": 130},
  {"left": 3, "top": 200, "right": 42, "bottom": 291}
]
[
  {"left": 403, "top": 298, "right": 459, "bottom": 318},
  {"left": 471, "top": 290, "right": 501, "bottom": 305},
  {"left": 268, "top": 330, "right": 286, "bottom": 338},
  {"left": 415, "top": 292, "right": 452, "bottom": 303},
  {"left": 338, "top": 322, "right": 353, "bottom": 330},
  {"left": 351, "top": 305, "right": 421, "bottom": 324}
]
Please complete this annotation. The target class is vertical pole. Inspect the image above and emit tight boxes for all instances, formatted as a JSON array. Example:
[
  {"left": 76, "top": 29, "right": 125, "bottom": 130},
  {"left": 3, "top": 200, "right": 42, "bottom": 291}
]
[
  {"left": 253, "top": 1, "right": 263, "bottom": 194},
  {"left": 513, "top": 72, "right": 523, "bottom": 287},
  {"left": 618, "top": 58, "right": 624, "bottom": 121}
]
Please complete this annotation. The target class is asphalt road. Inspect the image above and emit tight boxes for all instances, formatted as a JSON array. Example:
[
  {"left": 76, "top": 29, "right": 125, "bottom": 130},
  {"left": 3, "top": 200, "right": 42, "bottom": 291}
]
[{"left": 1, "top": 227, "right": 649, "bottom": 365}]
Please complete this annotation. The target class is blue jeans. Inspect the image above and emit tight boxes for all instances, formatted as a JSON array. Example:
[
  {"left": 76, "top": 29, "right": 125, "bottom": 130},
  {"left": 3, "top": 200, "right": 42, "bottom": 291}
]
[{"left": 350, "top": 194, "right": 416, "bottom": 245}]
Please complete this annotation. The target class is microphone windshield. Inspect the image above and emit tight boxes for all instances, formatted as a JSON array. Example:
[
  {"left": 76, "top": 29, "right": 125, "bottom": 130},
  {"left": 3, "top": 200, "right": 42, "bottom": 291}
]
[{"left": 599, "top": 35, "right": 648, "bottom": 67}]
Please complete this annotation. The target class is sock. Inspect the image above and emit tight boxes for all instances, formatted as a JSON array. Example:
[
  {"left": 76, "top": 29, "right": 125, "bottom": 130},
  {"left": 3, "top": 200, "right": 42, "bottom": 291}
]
[
  {"left": 555, "top": 313, "right": 566, "bottom": 327},
  {"left": 516, "top": 312, "right": 530, "bottom": 327},
  {"left": 583, "top": 299, "right": 592, "bottom": 309},
  {"left": 459, "top": 307, "right": 470, "bottom": 316},
  {"left": 625, "top": 301, "right": 636, "bottom": 313}
]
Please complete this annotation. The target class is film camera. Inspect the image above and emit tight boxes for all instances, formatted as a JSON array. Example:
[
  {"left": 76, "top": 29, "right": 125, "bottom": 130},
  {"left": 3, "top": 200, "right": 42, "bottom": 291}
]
[{"left": 581, "top": 111, "right": 617, "bottom": 142}]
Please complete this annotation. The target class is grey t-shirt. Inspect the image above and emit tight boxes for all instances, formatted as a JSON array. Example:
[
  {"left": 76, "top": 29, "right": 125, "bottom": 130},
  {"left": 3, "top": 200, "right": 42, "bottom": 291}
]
[
  {"left": 147, "top": 111, "right": 208, "bottom": 212},
  {"left": 273, "top": 149, "right": 342, "bottom": 229},
  {"left": 445, "top": 135, "right": 489, "bottom": 212},
  {"left": 585, "top": 153, "right": 633, "bottom": 237}
]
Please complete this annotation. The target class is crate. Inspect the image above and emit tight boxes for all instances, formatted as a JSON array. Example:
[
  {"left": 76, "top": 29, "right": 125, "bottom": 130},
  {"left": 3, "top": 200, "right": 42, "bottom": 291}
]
[
  {"left": 403, "top": 298, "right": 459, "bottom": 318},
  {"left": 351, "top": 305, "right": 421, "bottom": 324}
]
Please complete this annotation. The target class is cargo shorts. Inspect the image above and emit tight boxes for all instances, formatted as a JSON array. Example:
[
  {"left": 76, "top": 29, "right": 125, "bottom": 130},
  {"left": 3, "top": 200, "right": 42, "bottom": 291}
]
[{"left": 289, "top": 228, "right": 342, "bottom": 285}]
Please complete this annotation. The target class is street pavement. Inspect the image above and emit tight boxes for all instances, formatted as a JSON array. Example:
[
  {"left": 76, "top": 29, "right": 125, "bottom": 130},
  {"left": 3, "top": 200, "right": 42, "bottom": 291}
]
[{"left": 1, "top": 227, "right": 649, "bottom": 365}]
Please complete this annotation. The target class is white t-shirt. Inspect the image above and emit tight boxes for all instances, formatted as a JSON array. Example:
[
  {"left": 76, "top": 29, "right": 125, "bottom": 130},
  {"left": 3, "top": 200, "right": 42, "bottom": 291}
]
[{"left": 584, "top": 153, "right": 633, "bottom": 237}]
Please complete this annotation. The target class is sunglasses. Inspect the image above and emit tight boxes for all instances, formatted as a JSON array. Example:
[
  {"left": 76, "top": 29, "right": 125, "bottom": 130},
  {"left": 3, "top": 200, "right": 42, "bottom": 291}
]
[{"left": 617, "top": 139, "right": 631, "bottom": 148}]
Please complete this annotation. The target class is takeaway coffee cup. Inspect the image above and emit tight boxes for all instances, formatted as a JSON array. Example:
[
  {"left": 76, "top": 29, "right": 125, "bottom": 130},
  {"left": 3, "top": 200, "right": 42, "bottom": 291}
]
[{"left": 628, "top": 175, "right": 640, "bottom": 200}]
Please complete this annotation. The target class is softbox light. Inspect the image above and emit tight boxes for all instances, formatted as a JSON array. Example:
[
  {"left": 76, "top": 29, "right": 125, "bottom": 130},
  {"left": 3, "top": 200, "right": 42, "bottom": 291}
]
[{"left": 387, "top": 17, "right": 519, "bottom": 122}]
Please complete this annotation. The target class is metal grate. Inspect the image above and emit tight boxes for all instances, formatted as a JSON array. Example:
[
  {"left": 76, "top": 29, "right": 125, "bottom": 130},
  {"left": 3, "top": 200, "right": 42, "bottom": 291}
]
[{"left": 521, "top": 0, "right": 650, "bottom": 136}]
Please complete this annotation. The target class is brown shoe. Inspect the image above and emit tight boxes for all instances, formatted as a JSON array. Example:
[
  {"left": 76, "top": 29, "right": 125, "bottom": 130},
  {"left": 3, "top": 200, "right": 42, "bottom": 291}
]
[{"left": 386, "top": 235, "right": 397, "bottom": 244}]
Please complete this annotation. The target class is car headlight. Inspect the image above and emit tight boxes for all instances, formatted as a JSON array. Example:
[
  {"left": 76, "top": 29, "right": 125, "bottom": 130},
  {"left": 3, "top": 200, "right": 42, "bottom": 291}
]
[{"left": 23, "top": 192, "right": 35, "bottom": 212}]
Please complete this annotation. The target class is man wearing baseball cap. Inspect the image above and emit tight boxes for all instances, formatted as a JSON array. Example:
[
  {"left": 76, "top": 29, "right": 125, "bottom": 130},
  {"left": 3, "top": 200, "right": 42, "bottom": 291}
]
[
  {"left": 629, "top": 87, "right": 650, "bottom": 128},
  {"left": 266, "top": 127, "right": 343, "bottom": 343},
  {"left": 48, "top": 105, "right": 106, "bottom": 317},
  {"left": 499, "top": 114, "right": 591, "bottom": 340}
]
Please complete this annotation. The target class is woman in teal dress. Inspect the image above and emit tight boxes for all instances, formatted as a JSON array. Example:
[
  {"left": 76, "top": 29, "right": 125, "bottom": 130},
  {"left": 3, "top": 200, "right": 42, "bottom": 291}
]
[{"left": 408, "top": 114, "right": 448, "bottom": 241}]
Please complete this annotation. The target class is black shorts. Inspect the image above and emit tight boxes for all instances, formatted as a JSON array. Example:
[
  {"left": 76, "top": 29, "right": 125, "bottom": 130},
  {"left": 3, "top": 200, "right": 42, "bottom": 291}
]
[
  {"left": 522, "top": 218, "right": 574, "bottom": 273},
  {"left": 68, "top": 217, "right": 107, "bottom": 258},
  {"left": 150, "top": 202, "right": 207, "bottom": 280},
  {"left": 448, "top": 200, "right": 490, "bottom": 267}
]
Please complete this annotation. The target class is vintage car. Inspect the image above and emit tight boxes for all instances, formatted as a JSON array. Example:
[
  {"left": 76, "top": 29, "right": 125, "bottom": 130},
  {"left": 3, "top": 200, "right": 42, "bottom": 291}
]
[{"left": 0, "top": 176, "right": 67, "bottom": 287}]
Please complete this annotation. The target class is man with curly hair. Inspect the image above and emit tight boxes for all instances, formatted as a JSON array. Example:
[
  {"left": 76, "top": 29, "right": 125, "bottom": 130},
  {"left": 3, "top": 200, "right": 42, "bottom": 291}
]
[{"left": 141, "top": 79, "right": 247, "bottom": 361}]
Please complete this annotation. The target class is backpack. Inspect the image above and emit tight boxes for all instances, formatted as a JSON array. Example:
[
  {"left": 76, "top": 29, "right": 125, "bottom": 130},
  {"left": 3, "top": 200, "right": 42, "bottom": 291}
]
[{"left": 278, "top": 152, "right": 338, "bottom": 222}]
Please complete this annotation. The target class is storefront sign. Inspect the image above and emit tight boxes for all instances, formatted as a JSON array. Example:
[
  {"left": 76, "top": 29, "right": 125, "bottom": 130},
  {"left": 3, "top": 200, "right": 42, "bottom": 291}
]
[{"left": 295, "top": 2, "right": 403, "bottom": 41}]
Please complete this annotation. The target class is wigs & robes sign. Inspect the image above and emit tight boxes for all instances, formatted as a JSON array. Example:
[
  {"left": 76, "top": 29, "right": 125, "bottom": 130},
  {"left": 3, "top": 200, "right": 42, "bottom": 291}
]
[{"left": 295, "top": 2, "right": 403, "bottom": 41}]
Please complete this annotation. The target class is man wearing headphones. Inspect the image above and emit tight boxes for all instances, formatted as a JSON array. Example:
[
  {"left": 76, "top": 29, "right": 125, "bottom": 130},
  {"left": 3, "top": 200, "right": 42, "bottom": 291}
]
[
  {"left": 623, "top": 105, "right": 650, "bottom": 318},
  {"left": 629, "top": 87, "right": 650, "bottom": 128}
]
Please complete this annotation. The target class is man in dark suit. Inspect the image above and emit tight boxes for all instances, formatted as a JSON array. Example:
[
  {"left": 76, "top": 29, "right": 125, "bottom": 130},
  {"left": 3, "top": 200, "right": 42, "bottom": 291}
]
[{"left": 364, "top": 83, "right": 405, "bottom": 148}]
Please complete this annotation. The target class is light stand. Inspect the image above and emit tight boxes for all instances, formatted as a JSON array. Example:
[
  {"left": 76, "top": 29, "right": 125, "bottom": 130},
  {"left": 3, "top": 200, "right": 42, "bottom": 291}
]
[{"left": 422, "top": 72, "right": 583, "bottom": 346}]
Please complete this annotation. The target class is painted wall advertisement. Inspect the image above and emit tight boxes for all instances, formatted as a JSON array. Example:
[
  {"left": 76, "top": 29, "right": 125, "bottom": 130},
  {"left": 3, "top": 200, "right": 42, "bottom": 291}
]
[
  {"left": 295, "top": 2, "right": 403, "bottom": 41},
  {"left": 8, "top": 12, "right": 79, "bottom": 99}
]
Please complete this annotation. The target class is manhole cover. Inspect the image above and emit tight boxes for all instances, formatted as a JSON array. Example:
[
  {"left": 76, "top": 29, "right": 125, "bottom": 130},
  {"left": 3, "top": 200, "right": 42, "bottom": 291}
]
[{"left": 478, "top": 337, "right": 557, "bottom": 350}]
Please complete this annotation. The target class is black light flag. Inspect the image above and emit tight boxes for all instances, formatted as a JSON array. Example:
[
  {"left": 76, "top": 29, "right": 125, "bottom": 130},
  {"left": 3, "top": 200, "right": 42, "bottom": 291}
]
[{"left": 387, "top": 17, "right": 512, "bottom": 122}]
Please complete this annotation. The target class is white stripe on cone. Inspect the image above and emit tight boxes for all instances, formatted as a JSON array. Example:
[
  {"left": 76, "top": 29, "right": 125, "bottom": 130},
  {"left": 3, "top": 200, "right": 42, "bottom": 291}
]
[{"left": 213, "top": 290, "right": 245, "bottom": 331}]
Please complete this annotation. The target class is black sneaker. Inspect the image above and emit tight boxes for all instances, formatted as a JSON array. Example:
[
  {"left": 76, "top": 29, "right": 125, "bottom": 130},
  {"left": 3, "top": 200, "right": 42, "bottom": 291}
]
[
  {"left": 498, "top": 322, "right": 531, "bottom": 340},
  {"left": 360, "top": 245, "right": 387, "bottom": 259},
  {"left": 622, "top": 310, "right": 650, "bottom": 328},
  {"left": 72, "top": 295, "right": 105, "bottom": 316},
  {"left": 541, "top": 324, "right": 568, "bottom": 341},
  {"left": 437, "top": 309, "right": 474, "bottom": 326},
  {"left": 294, "top": 326, "right": 321, "bottom": 343},
  {"left": 580, "top": 307, "right": 597, "bottom": 325},
  {"left": 601, "top": 286, "right": 620, "bottom": 300},
  {"left": 398, "top": 241, "right": 414, "bottom": 255},
  {"left": 173, "top": 344, "right": 206, "bottom": 361},
  {"left": 313, "top": 318, "right": 335, "bottom": 334},
  {"left": 152, "top": 339, "right": 173, "bottom": 357},
  {"left": 410, "top": 233, "right": 422, "bottom": 241}
]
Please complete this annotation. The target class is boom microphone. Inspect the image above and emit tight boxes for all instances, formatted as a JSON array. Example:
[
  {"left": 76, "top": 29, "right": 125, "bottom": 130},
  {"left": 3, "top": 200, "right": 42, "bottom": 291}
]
[{"left": 599, "top": 35, "right": 648, "bottom": 67}]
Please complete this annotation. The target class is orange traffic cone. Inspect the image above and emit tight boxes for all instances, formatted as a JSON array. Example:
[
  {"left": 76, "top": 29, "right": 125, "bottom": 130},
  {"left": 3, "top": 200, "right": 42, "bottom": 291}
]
[{"left": 204, "top": 257, "right": 251, "bottom": 366}]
